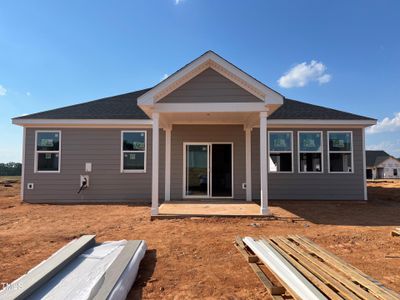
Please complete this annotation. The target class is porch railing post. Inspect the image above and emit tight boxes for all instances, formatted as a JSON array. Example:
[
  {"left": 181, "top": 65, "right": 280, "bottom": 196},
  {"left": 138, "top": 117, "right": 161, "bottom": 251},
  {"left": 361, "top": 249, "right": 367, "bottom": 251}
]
[
  {"left": 259, "top": 112, "right": 269, "bottom": 215},
  {"left": 245, "top": 126, "right": 252, "bottom": 201},
  {"left": 164, "top": 125, "right": 171, "bottom": 201},
  {"left": 151, "top": 112, "right": 160, "bottom": 215}
]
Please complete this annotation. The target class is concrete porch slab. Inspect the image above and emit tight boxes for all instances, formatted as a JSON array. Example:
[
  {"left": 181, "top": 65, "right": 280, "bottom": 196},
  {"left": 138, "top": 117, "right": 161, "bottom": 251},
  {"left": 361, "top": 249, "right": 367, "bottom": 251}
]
[{"left": 153, "top": 200, "right": 274, "bottom": 219}]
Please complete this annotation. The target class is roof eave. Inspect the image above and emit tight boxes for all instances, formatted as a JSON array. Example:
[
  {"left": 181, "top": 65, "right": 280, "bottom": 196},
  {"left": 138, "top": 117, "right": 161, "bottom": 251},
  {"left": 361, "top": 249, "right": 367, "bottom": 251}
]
[
  {"left": 267, "top": 119, "right": 377, "bottom": 127},
  {"left": 12, "top": 118, "right": 153, "bottom": 128}
]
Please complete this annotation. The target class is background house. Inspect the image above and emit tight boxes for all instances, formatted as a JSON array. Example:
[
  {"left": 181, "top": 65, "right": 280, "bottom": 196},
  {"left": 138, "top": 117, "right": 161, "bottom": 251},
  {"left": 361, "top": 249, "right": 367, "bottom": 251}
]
[{"left": 366, "top": 150, "right": 400, "bottom": 179}]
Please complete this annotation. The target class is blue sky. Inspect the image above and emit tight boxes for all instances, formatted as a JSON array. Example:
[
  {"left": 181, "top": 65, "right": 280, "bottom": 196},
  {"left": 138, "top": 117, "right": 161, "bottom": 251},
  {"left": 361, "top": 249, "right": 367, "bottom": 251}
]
[{"left": 1, "top": 0, "right": 399, "bottom": 162}]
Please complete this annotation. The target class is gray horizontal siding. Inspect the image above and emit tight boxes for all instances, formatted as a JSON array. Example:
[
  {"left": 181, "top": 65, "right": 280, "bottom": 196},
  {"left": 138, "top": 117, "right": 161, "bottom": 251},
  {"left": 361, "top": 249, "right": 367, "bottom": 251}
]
[
  {"left": 159, "top": 68, "right": 262, "bottom": 103},
  {"left": 170, "top": 125, "right": 246, "bottom": 200},
  {"left": 22, "top": 126, "right": 365, "bottom": 204},
  {"left": 23, "top": 128, "right": 165, "bottom": 203},
  {"left": 252, "top": 128, "right": 364, "bottom": 200}
]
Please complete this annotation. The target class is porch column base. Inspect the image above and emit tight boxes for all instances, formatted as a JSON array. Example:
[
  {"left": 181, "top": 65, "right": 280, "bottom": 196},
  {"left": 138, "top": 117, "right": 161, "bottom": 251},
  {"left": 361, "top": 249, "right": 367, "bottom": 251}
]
[
  {"left": 151, "top": 207, "right": 159, "bottom": 216},
  {"left": 260, "top": 206, "right": 269, "bottom": 215}
]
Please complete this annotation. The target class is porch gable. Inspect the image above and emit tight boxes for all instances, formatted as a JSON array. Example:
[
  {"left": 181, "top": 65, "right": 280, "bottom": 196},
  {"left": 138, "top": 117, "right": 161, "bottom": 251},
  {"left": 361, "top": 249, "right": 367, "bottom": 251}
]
[{"left": 158, "top": 68, "right": 262, "bottom": 104}]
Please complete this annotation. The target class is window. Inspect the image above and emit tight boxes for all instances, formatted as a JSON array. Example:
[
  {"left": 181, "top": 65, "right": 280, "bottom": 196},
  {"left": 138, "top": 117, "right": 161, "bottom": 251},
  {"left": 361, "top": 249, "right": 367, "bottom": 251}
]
[
  {"left": 35, "top": 131, "right": 61, "bottom": 172},
  {"left": 394, "top": 169, "right": 398, "bottom": 176},
  {"left": 298, "top": 131, "right": 323, "bottom": 173},
  {"left": 121, "top": 131, "right": 146, "bottom": 172},
  {"left": 268, "top": 131, "right": 293, "bottom": 172},
  {"left": 328, "top": 131, "right": 353, "bottom": 173}
]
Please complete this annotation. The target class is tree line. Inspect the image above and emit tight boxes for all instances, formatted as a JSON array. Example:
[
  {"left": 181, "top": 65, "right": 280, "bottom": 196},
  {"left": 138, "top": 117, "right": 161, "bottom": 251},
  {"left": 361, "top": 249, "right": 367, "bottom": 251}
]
[{"left": 0, "top": 162, "right": 22, "bottom": 176}]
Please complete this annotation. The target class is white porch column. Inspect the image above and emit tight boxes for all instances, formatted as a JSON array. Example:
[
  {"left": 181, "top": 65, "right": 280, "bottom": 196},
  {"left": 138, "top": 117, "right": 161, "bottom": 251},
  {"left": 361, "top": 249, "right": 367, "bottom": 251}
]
[
  {"left": 259, "top": 112, "right": 269, "bottom": 215},
  {"left": 164, "top": 125, "right": 172, "bottom": 201},
  {"left": 245, "top": 126, "right": 252, "bottom": 201},
  {"left": 151, "top": 112, "right": 160, "bottom": 215}
]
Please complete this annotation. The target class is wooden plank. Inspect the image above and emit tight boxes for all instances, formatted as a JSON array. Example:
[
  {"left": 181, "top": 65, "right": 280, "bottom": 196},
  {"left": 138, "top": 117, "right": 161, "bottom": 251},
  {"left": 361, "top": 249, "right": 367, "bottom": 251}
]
[
  {"left": 267, "top": 237, "right": 345, "bottom": 300},
  {"left": 248, "top": 263, "right": 286, "bottom": 296},
  {"left": 234, "top": 237, "right": 285, "bottom": 298},
  {"left": 271, "top": 236, "right": 361, "bottom": 300},
  {"left": 0, "top": 235, "right": 96, "bottom": 300},
  {"left": 292, "top": 235, "right": 400, "bottom": 300},
  {"left": 295, "top": 235, "right": 400, "bottom": 300},
  {"left": 234, "top": 236, "right": 259, "bottom": 263},
  {"left": 277, "top": 236, "right": 372, "bottom": 300},
  {"left": 92, "top": 240, "right": 142, "bottom": 300},
  {"left": 244, "top": 237, "right": 324, "bottom": 300}
]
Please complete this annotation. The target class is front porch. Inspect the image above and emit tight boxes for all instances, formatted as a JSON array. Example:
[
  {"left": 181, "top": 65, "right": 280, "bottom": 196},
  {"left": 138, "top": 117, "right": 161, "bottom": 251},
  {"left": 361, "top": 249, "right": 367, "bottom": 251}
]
[
  {"left": 136, "top": 51, "right": 285, "bottom": 217},
  {"left": 154, "top": 200, "right": 274, "bottom": 219}
]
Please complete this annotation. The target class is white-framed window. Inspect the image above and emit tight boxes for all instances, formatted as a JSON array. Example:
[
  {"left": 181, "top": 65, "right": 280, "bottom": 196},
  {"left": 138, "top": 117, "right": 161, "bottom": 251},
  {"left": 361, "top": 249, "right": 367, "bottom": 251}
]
[
  {"left": 268, "top": 131, "right": 293, "bottom": 173},
  {"left": 35, "top": 130, "right": 61, "bottom": 173},
  {"left": 328, "top": 131, "right": 353, "bottom": 173},
  {"left": 121, "top": 131, "right": 147, "bottom": 173},
  {"left": 298, "top": 131, "right": 323, "bottom": 173}
]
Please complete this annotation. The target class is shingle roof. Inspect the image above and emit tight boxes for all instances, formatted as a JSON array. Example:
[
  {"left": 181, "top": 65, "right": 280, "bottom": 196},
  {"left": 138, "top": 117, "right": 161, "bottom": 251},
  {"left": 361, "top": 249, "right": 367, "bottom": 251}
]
[
  {"left": 14, "top": 89, "right": 375, "bottom": 121},
  {"left": 14, "top": 89, "right": 151, "bottom": 120},
  {"left": 366, "top": 150, "right": 398, "bottom": 167},
  {"left": 269, "top": 98, "right": 375, "bottom": 120}
]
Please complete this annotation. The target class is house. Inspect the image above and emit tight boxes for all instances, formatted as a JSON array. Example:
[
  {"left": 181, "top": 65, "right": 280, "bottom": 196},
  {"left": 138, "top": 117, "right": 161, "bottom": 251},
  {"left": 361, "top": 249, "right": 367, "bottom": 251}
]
[
  {"left": 366, "top": 150, "right": 400, "bottom": 179},
  {"left": 12, "top": 51, "right": 377, "bottom": 216}
]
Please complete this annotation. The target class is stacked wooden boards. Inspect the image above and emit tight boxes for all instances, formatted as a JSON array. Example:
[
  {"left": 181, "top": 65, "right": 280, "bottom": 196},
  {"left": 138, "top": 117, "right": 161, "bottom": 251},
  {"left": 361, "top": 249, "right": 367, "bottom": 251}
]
[
  {"left": 0, "top": 235, "right": 147, "bottom": 300},
  {"left": 235, "top": 236, "right": 400, "bottom": 300}
]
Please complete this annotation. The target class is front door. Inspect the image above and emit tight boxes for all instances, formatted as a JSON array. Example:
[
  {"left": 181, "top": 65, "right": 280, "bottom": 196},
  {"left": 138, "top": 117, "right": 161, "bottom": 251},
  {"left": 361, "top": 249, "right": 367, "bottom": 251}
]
[{"left": 184, "top": 143, "right": 233, "bottom": 198}]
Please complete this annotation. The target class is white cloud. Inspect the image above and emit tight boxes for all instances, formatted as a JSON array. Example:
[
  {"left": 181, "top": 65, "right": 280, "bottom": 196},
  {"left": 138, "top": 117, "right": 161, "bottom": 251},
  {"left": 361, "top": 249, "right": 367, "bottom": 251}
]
[
  {"left": 278, "top": 60, "right": 332, "bottom": 88},
  {"left": 175, "top": 0, "right": 184, "bottom": 4},
  {"left": 366, "top": 112, "right": 400, "bottom": 134},
  {"left": 161, "top": 74, "right": 169, "bottom": 81},
  {"left": 0, "top": 85, "right": 7, "bottom": 96},
  {"left": 26, "top": 92, "right": 31, "bottom": 96},
  {"left": 367, "top": 139, "right": 400, "bottom": 157}
]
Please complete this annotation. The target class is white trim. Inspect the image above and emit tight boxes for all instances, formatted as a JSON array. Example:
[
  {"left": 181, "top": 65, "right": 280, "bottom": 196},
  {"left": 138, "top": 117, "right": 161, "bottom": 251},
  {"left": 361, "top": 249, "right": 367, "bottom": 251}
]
[
  {"left": 13, "top": 118, "right": 376, "bottom": 128},
  {"left": 267, "top": 119, "right": 376, "bottom": 126},
  {"left": 120, "top": 130, "right": 147, "bottom": 173},
  {"left": 245, "top": 127, "right": 252, "bottom": 201},
  {"left": 267, "top": 131, "right": 294, "bottom": 173},
  {"left": 362, "top": 128, "right": 368, "bottom": 200},
  {"left": 183, "top": 142, "right": 234, "bottom": 199},
  {"left": 154, "top": 102, "right": 268, "bottom": 113},
  {"left": 137, "top": 51, "right": 284, "bottom": 106},
  {"left": 151, "top": 113, "right": 160, "bottom": 215},
  {"left": 13, "top": 119, "right": 153, "bottom": 128},
  {"left": 297, "top": 131, "right": 324, "bottom": 173},
  {"left": 34, "top": 130, "right": 61, "bottom": 173},
  {"left": 164, "top": 126, "right": 172, "bottom": 201},
  {"left": 327, "top": 131, "right": 354, "bottom": 174},
  {"left": 21, "top": 127, "right": 26, "bottom": 200},
  {"left": 260, "top": 112, "right": 268, "bottom": 215}
]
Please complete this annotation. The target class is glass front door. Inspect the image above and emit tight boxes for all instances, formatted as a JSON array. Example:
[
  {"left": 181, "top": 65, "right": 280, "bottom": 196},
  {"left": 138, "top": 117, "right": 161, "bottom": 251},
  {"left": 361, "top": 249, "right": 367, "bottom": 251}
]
[
  {"left": 184, "top": 143, "right": 232, "bottom": 198},
  {"left": 185, "top": 144, "right": 209, "bottom": 197}
]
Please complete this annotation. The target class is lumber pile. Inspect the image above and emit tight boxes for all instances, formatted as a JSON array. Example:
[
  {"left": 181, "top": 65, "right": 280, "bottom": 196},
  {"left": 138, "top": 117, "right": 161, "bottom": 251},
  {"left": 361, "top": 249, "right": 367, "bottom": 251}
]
[
  {"left": 391, "top": 228, "right": 400, "bottom": 237},
  {"left": 0, "top": 235, "right": 147, "bottom": 300},
  {"left": 235, "top": 235, "right": 400, "bottom": 300}
]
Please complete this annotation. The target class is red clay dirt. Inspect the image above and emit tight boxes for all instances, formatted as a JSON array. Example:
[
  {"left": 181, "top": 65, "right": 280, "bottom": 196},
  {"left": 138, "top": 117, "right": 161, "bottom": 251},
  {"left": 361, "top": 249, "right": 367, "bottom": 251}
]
[{"left": 0, "top": 180, "right": 399, "bottom": 299}]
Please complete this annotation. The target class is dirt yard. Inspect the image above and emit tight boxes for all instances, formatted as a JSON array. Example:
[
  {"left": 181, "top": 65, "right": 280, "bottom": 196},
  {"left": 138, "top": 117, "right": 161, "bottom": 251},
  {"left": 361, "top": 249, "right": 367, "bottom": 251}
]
[{"left": 0, "top": 180, "right": 399, "bottom": 299}]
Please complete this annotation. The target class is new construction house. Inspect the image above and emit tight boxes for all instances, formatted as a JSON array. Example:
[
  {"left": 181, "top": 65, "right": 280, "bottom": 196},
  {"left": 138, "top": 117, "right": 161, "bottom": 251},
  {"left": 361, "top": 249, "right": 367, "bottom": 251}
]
[
  {"left": 366, "top": 150, "right": 400, "bottom": 179},
  {"left": 12, "top": 51, "right": 377, "bottom": 216}
]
